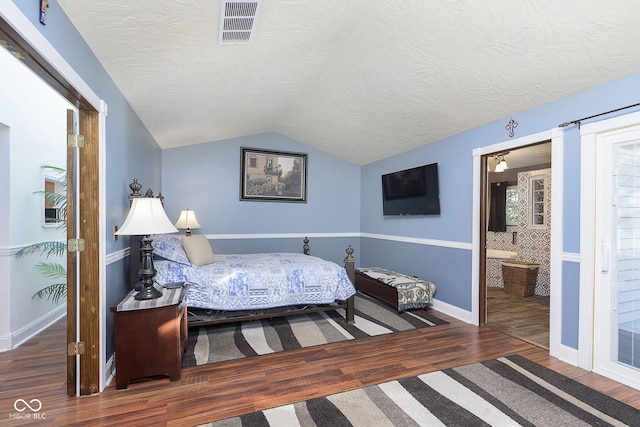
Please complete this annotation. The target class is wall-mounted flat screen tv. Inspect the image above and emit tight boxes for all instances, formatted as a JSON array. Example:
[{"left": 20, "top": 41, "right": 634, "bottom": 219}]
[{"left": 382, "top": 163, "right": 440, "bottom": 215}]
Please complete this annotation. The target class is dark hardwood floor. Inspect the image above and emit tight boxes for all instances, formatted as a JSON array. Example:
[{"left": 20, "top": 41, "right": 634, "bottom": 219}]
[
  {"left": 1, "top": 310, "right": 639, "bottom": 426},
  {"left": 485, "top": 286, "right": 550, "bottom": 349}
]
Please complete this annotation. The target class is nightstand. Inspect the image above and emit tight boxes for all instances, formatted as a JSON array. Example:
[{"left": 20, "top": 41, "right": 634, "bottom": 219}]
[{"left": 110, "top": 285, "right": 188, "bottom": 389}]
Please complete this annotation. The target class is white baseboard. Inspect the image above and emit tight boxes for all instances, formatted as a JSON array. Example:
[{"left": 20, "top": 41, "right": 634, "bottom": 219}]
[
  {"left": 431, "top": 298, "right": 474, "bottom": 324},
  {"left": 551, "top": 342, "right": 579, "bottom": 367},
  {"left": 10, "top": 305, "right": 66, "bottom": 350},
  {"left": 104, "top": 353, "right": 115, "bottom": 387},
  {"left": 0, "top": 334, "right": 11, "bottom": 352}
]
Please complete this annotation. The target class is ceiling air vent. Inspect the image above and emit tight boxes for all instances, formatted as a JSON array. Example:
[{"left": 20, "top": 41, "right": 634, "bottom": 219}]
[{"left": 219, "top": 1, "right": 261, "bottom": 45}]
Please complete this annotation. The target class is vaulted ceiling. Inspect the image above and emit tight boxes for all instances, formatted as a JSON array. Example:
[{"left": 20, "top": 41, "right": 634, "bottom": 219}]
[{"left": 58, "top": 1, "right": 640, "bottom": 165}]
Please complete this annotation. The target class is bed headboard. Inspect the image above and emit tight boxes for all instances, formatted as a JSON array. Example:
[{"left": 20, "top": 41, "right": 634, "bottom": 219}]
[{"left": 126, "top": 179, "right": 327, "bottom": 289}]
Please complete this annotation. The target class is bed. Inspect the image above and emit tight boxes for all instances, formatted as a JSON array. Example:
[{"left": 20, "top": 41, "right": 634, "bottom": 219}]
[
  {"left": 150, "top": 234, "right": 357, "bottom": 326},
  {"left": 355, "top": 267, "right": 436, "bottom": 312},
  {"left": 126, "top": 179, "right": 356, "bottom": 327}
]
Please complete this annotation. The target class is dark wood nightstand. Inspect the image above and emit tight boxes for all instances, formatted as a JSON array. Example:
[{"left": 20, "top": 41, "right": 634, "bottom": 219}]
[{"left": 110, "top": 285, "right": 188, "bottom": 389}]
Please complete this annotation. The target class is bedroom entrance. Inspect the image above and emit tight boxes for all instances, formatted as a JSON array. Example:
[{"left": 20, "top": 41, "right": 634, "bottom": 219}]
[
  {"left": 1, "top": 12, "right": 102, "bottom": 395},
  {"left": 478, "top": 138, "right": 554, "bottom": 350}
]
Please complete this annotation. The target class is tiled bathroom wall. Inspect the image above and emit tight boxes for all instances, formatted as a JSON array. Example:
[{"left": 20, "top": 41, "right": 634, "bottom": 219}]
[
  {"left": 517, "top": 169, "right": 551, "bottom": 295},
  {"left": 486, "top": 224, "right": 518, "bottom": 288},
  {"left": 487, "top": 168, "right": 551, "bottom": 296}
]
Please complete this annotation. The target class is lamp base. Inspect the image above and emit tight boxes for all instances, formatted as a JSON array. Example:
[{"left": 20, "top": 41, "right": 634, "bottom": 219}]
[
  {"left": 134, "top": 285, "right": 163, "bottom": 300},
  {"left": 134, "top": 235, "right": 162, "bottom": 300}
]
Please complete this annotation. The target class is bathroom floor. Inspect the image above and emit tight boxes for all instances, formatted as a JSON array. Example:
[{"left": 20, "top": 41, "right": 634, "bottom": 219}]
[{"left": 485, "top": 286, "right": 550, "bottom": 349}]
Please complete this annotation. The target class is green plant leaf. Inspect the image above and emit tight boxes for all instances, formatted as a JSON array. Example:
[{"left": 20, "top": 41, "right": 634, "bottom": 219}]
[
  {"left": 35, "top": 261, "right": 67, "bottom": 279},
  {"left": 32, "top": 283, "right": 66, "bottom": 304},
  {"left": 15, "top": 241, "right": 66, "bottom": 259}
]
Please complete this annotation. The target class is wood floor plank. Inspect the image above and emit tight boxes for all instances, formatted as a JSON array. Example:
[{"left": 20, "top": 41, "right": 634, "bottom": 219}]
[
  {"left": 1, "top": 311, "right": 639, "bottom": 426},
  {"left": 486, "top": 286, "right": 550, "bottom": 348}
]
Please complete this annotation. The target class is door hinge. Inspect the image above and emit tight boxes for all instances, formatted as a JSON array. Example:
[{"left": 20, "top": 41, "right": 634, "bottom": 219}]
[
  {"left": 68, "top": 238, "right": 85, "bottom": 253},
  {"left": 67, "top": 134, "right": 85, "bottom": 148},
  {"left": 67, "top": 341, "right": 85, "bottom": 356}
]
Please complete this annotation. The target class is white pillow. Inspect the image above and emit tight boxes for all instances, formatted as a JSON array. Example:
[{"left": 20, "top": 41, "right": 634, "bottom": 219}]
[
  {"left": 151, "top": 234, "right": 190, "bottom": 265},
  {"left": 182, "top": 234, "right": 215, "bottom": 266}
]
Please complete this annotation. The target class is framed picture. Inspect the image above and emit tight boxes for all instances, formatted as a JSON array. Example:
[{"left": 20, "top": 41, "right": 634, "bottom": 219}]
[{"left": 240, "top": 147, "right": 308, "bottom": 202}]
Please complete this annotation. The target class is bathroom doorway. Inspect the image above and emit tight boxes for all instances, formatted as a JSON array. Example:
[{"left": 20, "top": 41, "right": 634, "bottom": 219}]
[{"left": 482, "top": 142, "right": 552, "bottom": 349}]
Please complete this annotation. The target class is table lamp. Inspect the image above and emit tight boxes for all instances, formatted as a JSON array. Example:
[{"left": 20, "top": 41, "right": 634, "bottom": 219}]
[
  {"left": 116, "top": 197, "right": 178, "bottom": 300},
  {"left": 174, "top": 209, "right": 202, "bottom": 236}
]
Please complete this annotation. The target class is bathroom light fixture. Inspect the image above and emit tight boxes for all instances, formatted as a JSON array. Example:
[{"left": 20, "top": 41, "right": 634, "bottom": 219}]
[{"left": 493, "top": 152, "right": 509, "bottom": 172}]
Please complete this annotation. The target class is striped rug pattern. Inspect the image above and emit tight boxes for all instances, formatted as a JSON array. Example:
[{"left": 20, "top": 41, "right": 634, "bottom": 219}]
[
  {"left": 182, "top": 293, "right": 447, "bottom": 367},
  {"left": 200, "top": 355, "right": 639, "bottom": 426}
]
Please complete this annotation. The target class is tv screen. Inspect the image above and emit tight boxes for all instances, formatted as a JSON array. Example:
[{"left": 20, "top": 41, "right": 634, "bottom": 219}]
[{"left": 382, "top": 163, "right": 440, "bottom": 215}]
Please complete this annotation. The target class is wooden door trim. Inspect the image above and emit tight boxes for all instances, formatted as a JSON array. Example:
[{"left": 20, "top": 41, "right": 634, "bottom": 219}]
[
  {"left": 479, "top": 155, "right": 488, "bottom": 324},
  {"left": 78, "top": 109, "right": 100, "bottom": 395},
  {"left": 66, "top": 111, "right": 77, "bottom": 396}
]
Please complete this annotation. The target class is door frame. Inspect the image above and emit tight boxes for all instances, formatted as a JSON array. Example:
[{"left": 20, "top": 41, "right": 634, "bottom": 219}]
[
  {"left": 472, "top": 128, "right": 565, "bottom": 358},
  {"left": 0, "top": 3, "right": 106, "bottom": 394}
]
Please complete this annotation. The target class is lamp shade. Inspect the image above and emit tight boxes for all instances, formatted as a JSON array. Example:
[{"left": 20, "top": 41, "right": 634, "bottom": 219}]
[
  {"left": 115, "top": 198, "right": 178, "bottom": 235},
  {"left": 174, "top": 209, "right": 202, "bottom": 230}
]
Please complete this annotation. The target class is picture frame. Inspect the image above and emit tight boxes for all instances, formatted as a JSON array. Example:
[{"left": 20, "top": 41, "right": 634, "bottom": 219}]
[{"left": 240, "top": 147, "right": 308, "bottom": 202}]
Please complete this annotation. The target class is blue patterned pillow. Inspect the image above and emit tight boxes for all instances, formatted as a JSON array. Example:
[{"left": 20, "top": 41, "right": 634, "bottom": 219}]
[{"left": 151, "top": 234, "right": 190, "bottom": 265}]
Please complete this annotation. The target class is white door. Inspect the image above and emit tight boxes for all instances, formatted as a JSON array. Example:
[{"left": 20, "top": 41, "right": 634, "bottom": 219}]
[{"left": 594, "top": 124, "right": 640, "bottom": 390}]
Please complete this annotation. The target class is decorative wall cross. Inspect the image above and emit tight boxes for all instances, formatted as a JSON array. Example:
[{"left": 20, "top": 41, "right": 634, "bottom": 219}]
[
  {"left": 39, "top": 0, "right": 49, "bottom": 25},
  {"left": 505, "top": 117, "right": 518, "bottom": 137}
]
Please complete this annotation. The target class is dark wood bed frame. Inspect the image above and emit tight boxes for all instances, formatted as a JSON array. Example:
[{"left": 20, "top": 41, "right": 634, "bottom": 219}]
[{"left": 126, "top": 179, "right": 355, "bottom": 327}]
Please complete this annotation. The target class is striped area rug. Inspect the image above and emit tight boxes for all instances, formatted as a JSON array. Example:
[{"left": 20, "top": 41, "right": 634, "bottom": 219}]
[
  {"left": 182, "top": 293, "right": 447, "bottom": 367},
  {"left": 200, "top": 354, "right": 639, "bottom": 426}
]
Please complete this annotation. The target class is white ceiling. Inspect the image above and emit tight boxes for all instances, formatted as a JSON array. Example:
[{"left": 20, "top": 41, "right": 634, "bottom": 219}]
[{"left": 58, "top": 1, "right": 640, "bottom": 165}]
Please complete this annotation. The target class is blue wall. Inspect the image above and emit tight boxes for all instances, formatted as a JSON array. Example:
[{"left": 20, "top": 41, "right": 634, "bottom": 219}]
[
  {"left": 161, "top": 132, "right": 361, "bottom": 265},
  {"left": 562, "top": 261, "right": 580, "bottom": 348},
  {"left": 360, "top": 237, "right": 472, "bottom": 310},
  {"left": 10, "top": 1, "right": 163, "bottom": 358},
  {"left": 359, "top": 71, "right": 640, "bottom": 348}
]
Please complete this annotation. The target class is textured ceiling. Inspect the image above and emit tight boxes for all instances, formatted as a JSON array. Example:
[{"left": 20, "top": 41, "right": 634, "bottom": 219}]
[{"left": 58, "top": 1, "right": 640, "bottom": 165}]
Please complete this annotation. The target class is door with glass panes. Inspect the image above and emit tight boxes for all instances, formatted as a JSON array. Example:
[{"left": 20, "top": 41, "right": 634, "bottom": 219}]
[{"left": 594, "top": 123, "right": 640, "bottom": 390}]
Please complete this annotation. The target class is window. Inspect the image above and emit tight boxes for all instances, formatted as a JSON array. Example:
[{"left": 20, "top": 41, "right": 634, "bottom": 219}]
[
  {"left": 529, "top": 176, "right": 546, "bottom": 227},
  {"left": 43, "top": 169, "right": 65, "bottom": 227},
  {"left": 505, "top": 185, "right": 518, "bottom": 225}
]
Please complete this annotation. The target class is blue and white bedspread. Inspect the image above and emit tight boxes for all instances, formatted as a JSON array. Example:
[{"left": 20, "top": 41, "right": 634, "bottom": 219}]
[{"left": 154, "top": 253, "right": 356, "bottom": 311}]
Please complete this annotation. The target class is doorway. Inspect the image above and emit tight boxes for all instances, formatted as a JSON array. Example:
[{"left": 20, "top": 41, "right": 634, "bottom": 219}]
[
  {"left": 482, "top": 143, "right": 551, "bottom": 348},
  {"left": 0, "top": 10, "right": 103, "bottom": 395},
  {"left": 0, "top": 42, "right": 71, "bottom": 349}
]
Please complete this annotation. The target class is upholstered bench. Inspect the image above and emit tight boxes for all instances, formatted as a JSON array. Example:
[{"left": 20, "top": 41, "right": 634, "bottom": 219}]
[{"left": 355, "top": 267, "right": 436, "bottom": 311}]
